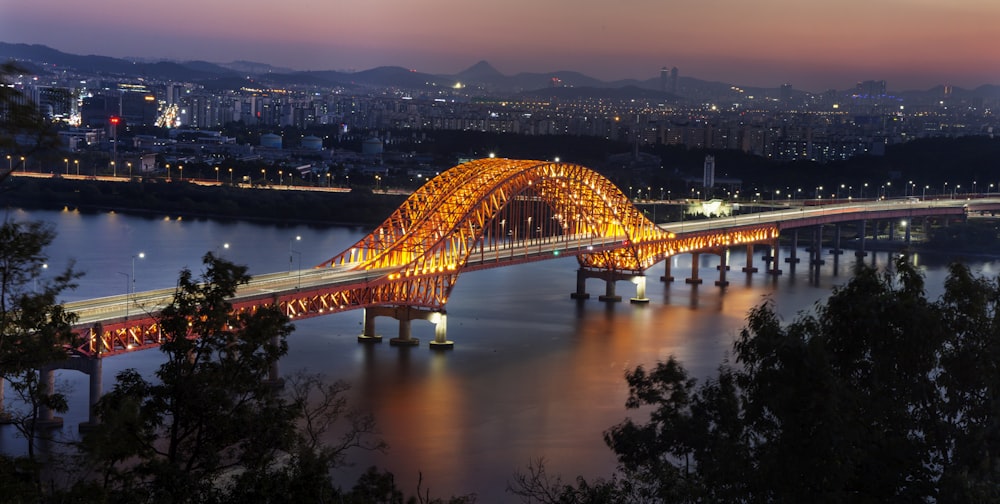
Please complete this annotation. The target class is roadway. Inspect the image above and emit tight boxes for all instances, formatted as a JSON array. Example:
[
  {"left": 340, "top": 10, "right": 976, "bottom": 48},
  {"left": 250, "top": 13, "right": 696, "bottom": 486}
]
[{"left": 64, "top": 197, "right": 997, "bottom": 327}]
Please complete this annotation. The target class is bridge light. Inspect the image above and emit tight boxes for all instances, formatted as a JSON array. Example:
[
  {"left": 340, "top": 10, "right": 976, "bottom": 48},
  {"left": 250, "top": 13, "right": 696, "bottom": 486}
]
[{"left": 553, "top": 250, "right": 560, "bottom": 256}]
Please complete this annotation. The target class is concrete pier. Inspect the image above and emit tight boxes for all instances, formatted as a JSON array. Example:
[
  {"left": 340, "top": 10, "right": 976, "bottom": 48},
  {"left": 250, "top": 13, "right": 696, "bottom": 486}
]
[{"left": 686, "top": 253, "right": 703, "bottom": 284}]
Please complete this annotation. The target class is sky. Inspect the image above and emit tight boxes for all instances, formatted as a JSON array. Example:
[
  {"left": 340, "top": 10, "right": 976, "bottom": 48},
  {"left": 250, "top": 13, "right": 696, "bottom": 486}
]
[{"left": 2, "top": 0, "right": 999, "bottom": 91}]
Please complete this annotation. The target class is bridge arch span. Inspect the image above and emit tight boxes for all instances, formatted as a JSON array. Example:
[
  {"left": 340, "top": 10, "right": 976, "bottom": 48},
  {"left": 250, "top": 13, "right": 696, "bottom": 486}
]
[{"left": 319, "top": 158, "right": 671, "bottom": 308}]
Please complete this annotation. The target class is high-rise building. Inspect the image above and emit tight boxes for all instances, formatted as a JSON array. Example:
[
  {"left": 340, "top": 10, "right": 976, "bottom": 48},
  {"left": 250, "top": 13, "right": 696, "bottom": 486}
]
[
  {"left": 703, "top": 155, "right": 715, "bottom": 189},
  {"left": 660, "top": 67, "right": 668, "bottom": 92},
  {"left": 670, "top": 67, "right": 679, "bottom": 95}
]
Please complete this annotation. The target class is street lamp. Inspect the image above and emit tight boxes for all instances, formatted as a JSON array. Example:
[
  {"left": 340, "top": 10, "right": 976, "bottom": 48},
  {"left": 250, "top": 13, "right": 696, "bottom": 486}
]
[
  {"left": 5, "top": 155, "right": 9, "bottom": 171},
  {"left": 111, "top": 161, "right": 116, "bottom": 177},
  {"left": 20, "top": 156, "right": 25, "bottom": 172},
  {"left": 279, "top": 170, "right": 284, "bottom": 185},
  {"left": 33, "top": 263, "right": 47, "bottom": 293},
  {"left": 289, "top": 235, "right": 301, "bottom": 274},
  {"left": 74, "top": 159, "right": 79, "bottom": 175},
  {"left": 127, "top": 162, "right": 132, "bottom": 180},
  {"left": 117, "top": 272, "right": 130, "bottom": 319},
  {"left": 291, "top": 250, "right": 302, "bottom": 289},
  {"left": 228, "top": 167, "right": 233, "bottom": 184},
  {"left": 64, "top": 158, "right": 69, "bottom": 175},
  {"left": 179, "top": 165, "right": 183, "bottom": 180},
  {"left": 166, "top": 163, "right": 171, "bottom": 180},
  {"left": 132, "top": 252, "right": 145, "bottom": 298}
]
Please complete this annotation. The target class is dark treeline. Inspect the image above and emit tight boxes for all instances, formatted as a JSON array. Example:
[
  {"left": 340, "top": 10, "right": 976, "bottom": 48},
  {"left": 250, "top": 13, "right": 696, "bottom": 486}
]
[{"left": 0, "top": 177, "right": 407, "bottom": 227}]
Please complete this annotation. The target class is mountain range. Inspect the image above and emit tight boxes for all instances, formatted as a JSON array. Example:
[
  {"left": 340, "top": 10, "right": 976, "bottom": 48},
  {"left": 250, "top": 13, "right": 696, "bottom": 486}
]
[{"left": 2, "top": 42, "right": 998, "bottom": 102}]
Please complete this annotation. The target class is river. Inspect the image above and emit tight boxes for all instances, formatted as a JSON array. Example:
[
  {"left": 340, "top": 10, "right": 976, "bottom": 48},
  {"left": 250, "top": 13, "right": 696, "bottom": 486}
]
[{"left": 1, "top": 206, "right": 996, "bottom": 502}]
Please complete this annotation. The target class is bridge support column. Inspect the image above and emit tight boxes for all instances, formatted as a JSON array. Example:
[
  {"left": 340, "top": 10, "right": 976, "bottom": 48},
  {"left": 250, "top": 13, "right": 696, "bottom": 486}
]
[
  {"left": 785, "top": 230, "right": 800, "bottom": 264},
  {"left": 429, "top": 312, "right": 453, "bottom": 350},
  {"left": 37, "top": 368, "right": 63, "bottom": 429},
  {"left": 856, "top": 220, "right": 868, "bottom": 257},
  {"left": 393, "top": 318, "right": 416, "bottom": 346},
  {"left": 769, "top": 240, "right": 783, "bottom": 276},
  {"left": 686, "top": 253, "right": 703, "bottom": 284},
  {"left": 358, "top": 308, "right": 383, "bottom": 343},
  {"left": 661, "top": 259, "right": 674, "bottom": 283},
  {"left": 715, "top": 249, "right": 730, "bottom": 287},
  {"left": 830, "top": 225, "right": 844, "bottom": 256},
  {"left": 904, "top": 220, "right": 911, "bottom": 244},
  {"left": 599, "top": 279, "right": 622, "bottom": 303},
  {"left": 811, "top": 225, "right": 826, "bottom": 267},
  {"left": 742, "top": 244, "right": 758, "bottom": 273},
  {"left": 888, "top": 221, "right": 896, "bottom": 241},
  {"left": 629, "top": 275, "right": 649, "bottom": 304},
  {"left": 570, "top": 268, "right": 591, "bottom": 300}
]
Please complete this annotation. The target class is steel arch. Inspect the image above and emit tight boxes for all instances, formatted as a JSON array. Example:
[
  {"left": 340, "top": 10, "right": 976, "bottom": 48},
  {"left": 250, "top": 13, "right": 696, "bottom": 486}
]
[{"left": 319, "top": 158, "right": 674, "bottom": 308}]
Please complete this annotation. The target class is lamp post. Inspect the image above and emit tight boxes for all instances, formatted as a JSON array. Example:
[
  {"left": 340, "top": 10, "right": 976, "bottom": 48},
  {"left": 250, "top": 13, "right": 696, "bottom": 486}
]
[
  {"left": 291, "top": 250, "right": 302, "bottom": 289},
  {"left": 166, "top": 163, "right": 171, "bottom": 180},
  {"left": 5, "top": 155, "right": 10, "bottom": 171},
  {"left": 111, "top": 161, "right": 116, "bottom": 177},
  {"left": 131, "top": 252, "right": 145, "bottom": 299},
  {"left": 64, "top": 158, "right": 69, "bottom": 175},
  {"left": 215, "top": 166, "right": 219, "bottom": 182},
  {"left": 179, "top": 165, "right": 183, "bottom": 181},
  {"left": 118, "top": 272, "right": 130, "bottom": 319},
  {"left": 74, "top": 159, "right": 79, "bottom": 175},
  {"left": 279, "top": 170, "right": 284, "bottom": 186},
  {"left": 289, "top": 235, "right": 301, "bottom": 274},
  {"left": 20, "top": 156, "right": 25, "bottom": 172},
  {"left": 127, "top": 162, "right": 132, "bottom": 180},
  {"left": 228, "top": 168, "right": 233, "bottom": 185}
]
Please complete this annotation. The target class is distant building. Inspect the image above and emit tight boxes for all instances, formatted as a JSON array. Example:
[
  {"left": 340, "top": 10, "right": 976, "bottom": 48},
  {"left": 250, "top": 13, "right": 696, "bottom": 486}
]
[
  {"left": 670, "top": 67, "right": 679, "bottom": 95},
  {"left": 703, "top": 155, "right": 715, "bottom": 188},
  {"left": 660, "top": 67, "right": 669, "bottom": 92}
]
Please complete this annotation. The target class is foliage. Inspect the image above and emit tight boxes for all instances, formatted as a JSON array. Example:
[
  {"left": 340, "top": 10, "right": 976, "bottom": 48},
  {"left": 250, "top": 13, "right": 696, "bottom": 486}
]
[
  {"left": 0, "top": 219, "right": 81, "bottom": 465},
  {"left": 79, "top": 253, "right": 389, "bottom": 502},
  {"left": 516, "top": 259, "right": 1000, "bottom": 502}
]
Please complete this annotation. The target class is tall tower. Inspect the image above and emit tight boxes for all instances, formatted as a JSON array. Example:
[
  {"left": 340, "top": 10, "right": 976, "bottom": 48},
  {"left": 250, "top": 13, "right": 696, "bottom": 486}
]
[
  {"left": 703, "top": 155, "right": 715, "bottom": 189},
  {"left": 660, "top": 67, "right": 668, "bottom": 92},
  {"left": 670, "top": 67, "right": 679, "bottom": 94}
]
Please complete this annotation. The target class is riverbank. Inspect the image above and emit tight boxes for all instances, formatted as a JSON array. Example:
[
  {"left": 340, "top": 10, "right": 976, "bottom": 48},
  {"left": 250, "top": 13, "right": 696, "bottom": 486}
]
[{"left": 0, "top": 175, "right": 407, "bottom": 227}]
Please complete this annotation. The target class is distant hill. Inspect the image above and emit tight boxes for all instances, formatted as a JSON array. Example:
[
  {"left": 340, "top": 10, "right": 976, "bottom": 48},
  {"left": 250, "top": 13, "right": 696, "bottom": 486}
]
[{"left": 3, "top": 42, "right": 999, "bottom": 101}]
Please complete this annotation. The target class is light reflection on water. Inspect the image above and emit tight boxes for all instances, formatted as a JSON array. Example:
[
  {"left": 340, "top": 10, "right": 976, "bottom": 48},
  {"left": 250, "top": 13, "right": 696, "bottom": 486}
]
[{"left": 1, "top": 208, "right": 993, "bottom": 502}]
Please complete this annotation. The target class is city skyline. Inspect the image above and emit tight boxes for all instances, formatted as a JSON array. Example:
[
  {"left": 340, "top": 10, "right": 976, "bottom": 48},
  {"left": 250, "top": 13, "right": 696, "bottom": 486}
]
[{"left": 3, "top": 0, "right": 999, "bottom": 92}]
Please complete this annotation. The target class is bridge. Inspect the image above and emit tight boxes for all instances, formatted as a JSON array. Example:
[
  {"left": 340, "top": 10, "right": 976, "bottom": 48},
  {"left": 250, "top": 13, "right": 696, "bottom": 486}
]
[{"left": 64, "top": 158, "right": 999, "bottom": 360}]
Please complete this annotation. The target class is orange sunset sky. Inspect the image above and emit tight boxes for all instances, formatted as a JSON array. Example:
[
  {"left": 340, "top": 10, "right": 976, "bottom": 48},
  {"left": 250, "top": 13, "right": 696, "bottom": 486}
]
[{"left": 2, "top": 0, "right": 998, "bottom": 91}]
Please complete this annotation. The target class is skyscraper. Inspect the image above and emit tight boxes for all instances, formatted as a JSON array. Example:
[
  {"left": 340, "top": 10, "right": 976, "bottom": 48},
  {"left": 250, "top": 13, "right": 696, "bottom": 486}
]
[
  {"left": 660, "top": 67, "right": 668, "bottom": 92},
  {"left": 703, "top": 155, "right": 715, "bottom": 189}
]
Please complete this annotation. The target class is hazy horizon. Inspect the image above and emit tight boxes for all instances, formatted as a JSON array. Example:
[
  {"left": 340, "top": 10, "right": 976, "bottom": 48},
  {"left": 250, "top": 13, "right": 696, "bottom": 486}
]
[{"left": 4, "top": 0, "right": 999, "bottom": 92}]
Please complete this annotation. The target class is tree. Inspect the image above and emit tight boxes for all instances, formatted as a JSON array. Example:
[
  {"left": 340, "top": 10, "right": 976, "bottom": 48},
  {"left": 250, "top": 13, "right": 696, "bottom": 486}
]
[
  {"left": 80, "top": 253, "right": 386, "bottom": 502},
  {"left": 0, "top": 219, "right": 81, "bottom": 473},
  {"left": 516, "top": 258, "right": 1000, "bottom": 502}
]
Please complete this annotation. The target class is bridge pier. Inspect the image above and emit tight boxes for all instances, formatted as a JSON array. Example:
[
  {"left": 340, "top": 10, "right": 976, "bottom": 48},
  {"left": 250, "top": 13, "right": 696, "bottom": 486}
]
[
  {"left": 358, "top": 308, "right": 384, "bottom": 343},
  {"left": 742, "top": 244, "right": 758, "bottom": 273},
  {"left": 359, "top": 306, "right": 451, "bottom": 349},
  {"left": 36, "top": 368, "right": 63, "bottom": 429},
  {"left": 571, "top": 268, "right": 650, "bottom": 303},
  {"left": 686, "top": 253, "right": 703, "bottom": 284},
  {"left": 570, "top": 268, "right": 591, "bottom": 300},
  {"left": 855, "top": 219, "right": 868, "bottom": 257},
  {"left": 811, "top": 225, "right": 826, "bottom": 268},
  {"left": 660, "top": 259, "right": 674, "bottom": 283},
  {"left": 785, "top": 230, "right": 801, "bottom": 264},
  {"left": 715, "top": 249, "right": 730, "bottom": 287},
  {"left": 768, "top": 239, "right": 783, "bottom": 276},
  {"left": 630, "top": 275, "right": 649, "bottom": 304},
  {"left": 599, "top": 278, "right": 622, "bottom": 302}
]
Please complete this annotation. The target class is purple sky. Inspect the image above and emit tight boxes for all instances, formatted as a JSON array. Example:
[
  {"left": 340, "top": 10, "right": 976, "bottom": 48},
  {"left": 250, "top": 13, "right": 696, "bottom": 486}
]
[{"left": 4, "top": 0, "right": 999, "bottom": 91}]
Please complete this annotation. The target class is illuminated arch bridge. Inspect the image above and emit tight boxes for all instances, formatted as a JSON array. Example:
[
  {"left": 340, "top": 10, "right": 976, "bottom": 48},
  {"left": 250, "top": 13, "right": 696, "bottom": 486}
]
[
  {"left": 74, "top": 158, "right": 778, "bottom": 356},
  {"left": 300, "top": 157, "right": 775, "bottom": 348}
]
